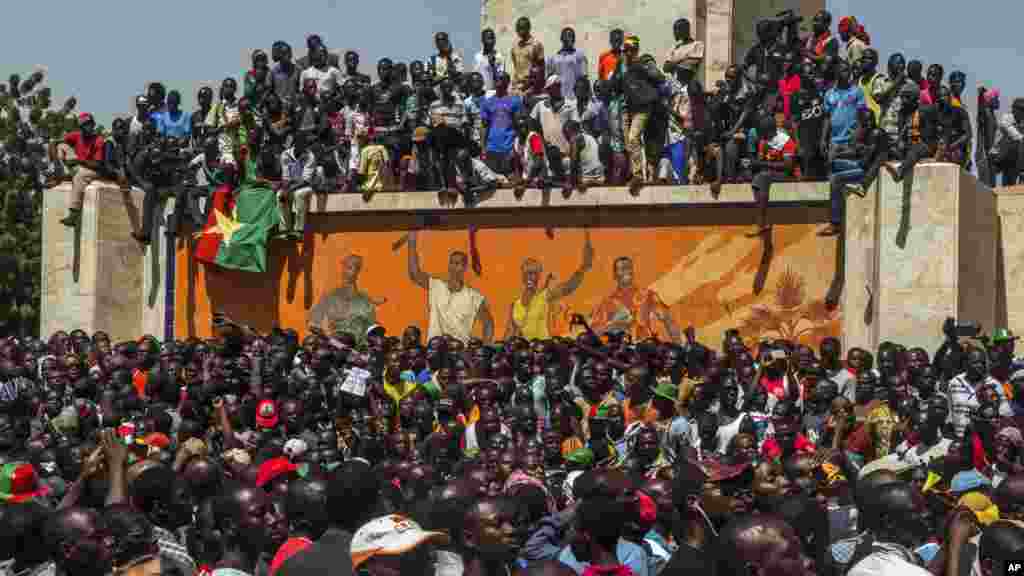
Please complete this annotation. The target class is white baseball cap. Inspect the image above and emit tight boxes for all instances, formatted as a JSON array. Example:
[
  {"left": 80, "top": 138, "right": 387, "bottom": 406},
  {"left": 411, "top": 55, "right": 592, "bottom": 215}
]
[{"left": 351, "top": 515, "right": 449, "bottom": 569}]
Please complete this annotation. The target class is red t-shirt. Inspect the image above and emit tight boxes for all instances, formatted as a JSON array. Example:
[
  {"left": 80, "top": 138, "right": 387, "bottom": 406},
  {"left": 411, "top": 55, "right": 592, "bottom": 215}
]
[
  {"left": 64, "top": 131, "right": 105, "bottom": 162},
  {"left": 760, "top": 375, "right": 788, "bottom": 399},
  {"left": 778, "top": 75, "right": 801, "bottom": 121},
  {"left": 761, "top": 433, "right": 816, "bottom": 460}
]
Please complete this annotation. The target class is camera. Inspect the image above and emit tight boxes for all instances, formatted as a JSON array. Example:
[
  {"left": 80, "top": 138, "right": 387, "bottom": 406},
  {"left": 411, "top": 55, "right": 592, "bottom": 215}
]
[
  {"left": 943, "top": 317, "right": 981, "bottom": 339},
  {"left": 774, "top": 9, "right": 803, "bottom": 27}
]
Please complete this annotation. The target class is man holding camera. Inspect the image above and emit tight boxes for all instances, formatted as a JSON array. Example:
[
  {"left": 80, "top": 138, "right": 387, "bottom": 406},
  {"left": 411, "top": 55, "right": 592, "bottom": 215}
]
[{"left": 130, "top": 122, "right": 190, "bottom": 245}]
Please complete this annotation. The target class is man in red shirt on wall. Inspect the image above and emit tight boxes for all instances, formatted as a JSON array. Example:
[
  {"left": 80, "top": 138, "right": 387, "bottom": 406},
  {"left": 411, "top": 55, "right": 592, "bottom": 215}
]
[{"left": 50, "top": 112, "right": 105, "bottom": 227}]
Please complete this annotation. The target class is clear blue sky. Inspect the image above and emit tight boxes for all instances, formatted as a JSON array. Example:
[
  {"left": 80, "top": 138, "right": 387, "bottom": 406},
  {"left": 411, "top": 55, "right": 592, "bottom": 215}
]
[{"left": 1, "top": 0, "right": 1018, "bottom": 124}]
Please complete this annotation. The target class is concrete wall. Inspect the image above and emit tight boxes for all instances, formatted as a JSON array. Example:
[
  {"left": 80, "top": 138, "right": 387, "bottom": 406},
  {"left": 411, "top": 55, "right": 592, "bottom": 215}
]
[
  {"left": 174, "top": 183, "right": 841, "bottom": 346},
  {"left": 843, "top": 164, "right": 1000, "bottom": 355},
  {"left": 480, "top": 0, "right": 823, "bottom": 88},
  {"left": 41, "top": 182, "right": 172, "bottom": 342},
  {"left": 997, "top": 187, "right": 1024, "bottom": 339},
  {"left": 43, "top": 169, "right": 1020, "bottom": 352}
]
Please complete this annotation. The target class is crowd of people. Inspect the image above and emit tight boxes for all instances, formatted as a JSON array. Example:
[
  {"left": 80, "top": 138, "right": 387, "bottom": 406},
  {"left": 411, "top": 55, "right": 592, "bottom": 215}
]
[
  {"left": 4, "top": 7, "right": 1024, "bottom": 576},
  {"left": 6, "top": 7, "right": 1021, "bottom": 243},
  {"left": 1, "top": 314, "right": 1024, "bottom": 576}
]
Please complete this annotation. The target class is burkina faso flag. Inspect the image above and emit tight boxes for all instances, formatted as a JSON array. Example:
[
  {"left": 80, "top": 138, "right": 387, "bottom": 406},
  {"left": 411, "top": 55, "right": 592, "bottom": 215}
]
[{"left": 194, "top": 182, "right": 279, "bottom": 273}]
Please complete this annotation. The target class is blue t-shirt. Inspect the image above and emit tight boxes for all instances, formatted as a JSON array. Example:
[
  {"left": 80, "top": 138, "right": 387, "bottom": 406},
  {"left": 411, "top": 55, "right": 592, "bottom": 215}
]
[
  {"left": 153, "top": 110, "right": 193, "bottom": 139},
  {"left": 480, "top": 94, "right": 522, "bottom": 154},
  {"left": 557, "top": 539, "right": 650, "bottom": 576},
  {"left": 824, "top": 85, "right": 865, "bottom": 145}
]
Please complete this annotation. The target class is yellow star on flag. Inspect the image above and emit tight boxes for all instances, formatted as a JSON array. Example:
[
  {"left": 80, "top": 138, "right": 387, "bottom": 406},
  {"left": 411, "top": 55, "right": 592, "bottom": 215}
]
[{"left": 195, "top": 207, "right": 245, "bottom": 245}]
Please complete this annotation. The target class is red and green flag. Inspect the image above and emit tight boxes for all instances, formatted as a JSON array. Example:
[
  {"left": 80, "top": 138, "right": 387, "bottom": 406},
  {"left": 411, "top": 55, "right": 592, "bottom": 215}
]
[{"left": 194, "top": 182, "right": 279, "bottom": 273}]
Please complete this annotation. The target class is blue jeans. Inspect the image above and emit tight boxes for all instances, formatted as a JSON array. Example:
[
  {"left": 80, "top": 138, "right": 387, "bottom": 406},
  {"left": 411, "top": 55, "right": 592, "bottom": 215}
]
[
  {"left": 665, "top": 140, "right": 688, "bottom": 184},
  {"left": 829, "top": 158, "right": 864, "bottom": 225}
]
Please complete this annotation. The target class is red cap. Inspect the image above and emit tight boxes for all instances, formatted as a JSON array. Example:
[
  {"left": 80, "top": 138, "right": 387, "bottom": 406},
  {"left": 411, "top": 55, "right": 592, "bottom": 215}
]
[
  {"left": 78, "top": 112, "right": 94, "bottom": 125},
  {"left": 256, "top": 456, "right": 298, "bottom": 488},
  {"left": 136, "top": 432, "right": 171, "bottom": 449},
  {"left": 256, "top": 399, "right": 279, "bottom": 429}
]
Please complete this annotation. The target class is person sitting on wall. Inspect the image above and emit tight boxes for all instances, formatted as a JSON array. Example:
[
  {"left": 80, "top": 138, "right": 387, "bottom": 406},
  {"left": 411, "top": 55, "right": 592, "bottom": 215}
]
[
  {"left": 278, "top": 130, "right": 320, "bottom": 242},
  {"left": 428, "top": 77, "right": 470, "bottom": 198},
  {"left": 529, "top": 74, "right": 576, "bottom": 191},
  {"left": 819, "top": 107, "right": 878, "bottom": 238},
  {"left": 934, "top": 85, "right": 972, "bottom": 170},
  {"left": 561, "top": 120, "right": 605, "bottom": 197},
  {"left": 989, "top": 97, "right": 1024, "bottom": 187},
  {"left": 747, "top": 113, "right": 797, "bottom": 239},
  {"left": 511, "top": 113, "right": 547, "bottom": 199},
  {"left": 51, "top": 112, "right": 105, "bottom": 228},
  {"left": 356, "top": 131, "right": 391, "bottom": 202},
  {"left": 451, "top": 147, "right": 500, "bottom": 208},
  {"left": 708, "top": 65, "right": 755, "bottom": 198},
  {"left": 886, "top": 83, "right": 936, "bottom": 183}
]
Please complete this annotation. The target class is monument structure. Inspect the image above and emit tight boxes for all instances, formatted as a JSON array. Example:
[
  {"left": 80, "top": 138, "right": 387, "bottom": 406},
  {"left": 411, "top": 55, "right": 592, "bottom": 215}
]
[{"left": 37, "top": 0, "right": 1024, "bottom": 352}]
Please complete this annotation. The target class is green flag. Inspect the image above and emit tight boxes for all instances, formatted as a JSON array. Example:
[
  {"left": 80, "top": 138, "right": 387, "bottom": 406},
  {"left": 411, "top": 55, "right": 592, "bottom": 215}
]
[{"left": 195, "top": 183, "right": 280, "bottom": 273}]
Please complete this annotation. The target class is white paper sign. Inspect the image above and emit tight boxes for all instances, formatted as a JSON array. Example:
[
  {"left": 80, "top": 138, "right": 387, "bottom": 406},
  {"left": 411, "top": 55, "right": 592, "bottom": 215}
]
[{"left": 340, "top": 367, "right": 371, "bottom": 397}]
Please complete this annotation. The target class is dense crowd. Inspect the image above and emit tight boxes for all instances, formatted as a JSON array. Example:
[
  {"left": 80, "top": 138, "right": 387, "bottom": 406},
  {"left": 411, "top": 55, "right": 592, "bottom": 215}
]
[
  {"left": 0, "top": 315, "right": 1024, "bottom": 576},
  {"left": 4, "top": 7, "right": 1024, "bottom": 576},
  {"left": 7, "top": 8, "right": 1021, "bottom": 244}
]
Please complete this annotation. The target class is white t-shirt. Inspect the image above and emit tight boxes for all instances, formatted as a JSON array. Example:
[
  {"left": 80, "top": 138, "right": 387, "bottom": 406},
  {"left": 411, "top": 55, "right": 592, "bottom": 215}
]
[
  {"left": 577, "top": 133, "right": 604, "bottom": 180},
  {"left": 530, "top": 99, "right": 577, "bottom": 156},
  {"left": 300, "top": 66, "right": 344, "bottom": 97},
  {"left": 848, "top": 549, "right": 932, "bottom": 576},
  {"left": 427, "top": 277, "right": 485, "bottom": 343}
]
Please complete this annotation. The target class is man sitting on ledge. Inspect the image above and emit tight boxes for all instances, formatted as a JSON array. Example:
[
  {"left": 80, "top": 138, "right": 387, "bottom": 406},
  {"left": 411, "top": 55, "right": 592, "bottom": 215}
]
[{"left": 50, "top": 113, "right": 105, "bottom": 228}]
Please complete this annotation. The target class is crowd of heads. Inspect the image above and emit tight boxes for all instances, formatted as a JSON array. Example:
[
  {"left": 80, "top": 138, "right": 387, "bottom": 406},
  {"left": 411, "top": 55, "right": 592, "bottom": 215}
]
[
  {"left": 15, "top": 7, "right": 1024, "bottom": 241},
  {"left": 0, "top": 317, "right": 1022, "bottom": 575}
]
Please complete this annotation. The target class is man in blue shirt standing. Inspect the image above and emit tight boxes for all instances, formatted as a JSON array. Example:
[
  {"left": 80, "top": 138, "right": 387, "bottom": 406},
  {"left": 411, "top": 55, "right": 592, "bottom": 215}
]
[
  {"left": 480, "top": 72, "right": 522, "bottom": 177},
  {"left": 152, "top": 90, "right": 192, "bottom": 139},
  {"left": 821, "top": 59, "right": 867, "bottom": 161}
]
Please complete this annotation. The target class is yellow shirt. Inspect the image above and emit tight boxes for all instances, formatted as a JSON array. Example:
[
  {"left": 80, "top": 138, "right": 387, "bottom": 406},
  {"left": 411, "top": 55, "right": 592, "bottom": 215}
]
[
  {"left": 860, "top": 74, "right": 882, "bottom": 123},
  {"left": 513, "top": 289, "right": 550, "bottom": 340},
  {"left": 359, "top": 144, "right": 389, "bottom": 191},
  {"left": 383, "top": 376, "right": 419, "bottom": 416}
]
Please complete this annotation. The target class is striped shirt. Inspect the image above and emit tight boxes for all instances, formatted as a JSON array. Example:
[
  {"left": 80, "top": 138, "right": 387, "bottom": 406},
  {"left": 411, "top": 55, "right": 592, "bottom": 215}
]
[
  {"left": 153, "top": 525, "right": 197, "bottom": 576},
  {"left": 428, "top": 99, "right": 467, "bottom": 130},
  {"left": 946, "top": 373, "right": 1008, "bottom": 438}
]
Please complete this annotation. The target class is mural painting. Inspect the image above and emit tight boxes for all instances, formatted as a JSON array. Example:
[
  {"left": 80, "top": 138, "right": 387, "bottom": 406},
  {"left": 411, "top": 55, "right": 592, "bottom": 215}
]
[{"left": 175, "top": 223, "right": 841, "bottom": 347}]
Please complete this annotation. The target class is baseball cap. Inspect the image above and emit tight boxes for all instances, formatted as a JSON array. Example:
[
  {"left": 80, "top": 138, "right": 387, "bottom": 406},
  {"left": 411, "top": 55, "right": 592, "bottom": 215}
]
[
  {"left": 256, "top": 399, "right": 279, "bottom": 429},
  {"left": 992, "top": 328, "right": 1019, "bottom": 344},
  {"left": 135, "top": 432, "right": 171, "bottom": 450},
  {"left": 0, "top": 462, "right": 50, "bottom": 503},
  {"left": 652, "top": 381, "right": 678, "bottom": 403},
  {"left": 351, "top": 515, "right": 449, "bottom": 569},
  {"left": 283, "top": 438, "right": 309, "bottom": 461},
  {"left": 78, "top": 112, "right": 94, "bottom": 125},
  {"left": 223, "top": 448, "right": 252, "bottom": 467},
  {"left": 958, "top": 492, "right": 1000, "bottom": 526},
  {"left": 256, "top": 456, "right": 299, "bottom": 488}
]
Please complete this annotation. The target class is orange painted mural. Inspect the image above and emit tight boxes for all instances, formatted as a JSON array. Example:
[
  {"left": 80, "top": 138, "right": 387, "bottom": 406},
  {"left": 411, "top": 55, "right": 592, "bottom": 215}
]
[{"left": 175, "top": 224, "right": 841, "bottom": 347}]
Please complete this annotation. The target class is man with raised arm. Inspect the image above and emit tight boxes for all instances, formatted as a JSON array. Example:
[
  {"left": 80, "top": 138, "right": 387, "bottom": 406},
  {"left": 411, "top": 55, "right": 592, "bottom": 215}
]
[{"left": 407, "top": 230, "right": 494, "bottom": 344}]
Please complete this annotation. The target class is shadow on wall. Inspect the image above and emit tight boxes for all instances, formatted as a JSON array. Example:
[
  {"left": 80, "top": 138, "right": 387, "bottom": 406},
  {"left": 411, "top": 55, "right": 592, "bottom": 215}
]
[{"left": 996, "top": 217, "right": 1008, "bottom": 328}]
